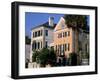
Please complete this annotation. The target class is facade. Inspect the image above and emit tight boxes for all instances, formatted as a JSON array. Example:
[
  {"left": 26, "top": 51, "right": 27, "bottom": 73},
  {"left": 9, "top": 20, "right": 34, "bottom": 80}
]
[
  {"left": 78, "top": 29, "right": 89, "bottom": 65},
  {"left": 30, "top": 17, "right": 56, "bottom": 62},
  {"left": 25, "top": 44, "right": 31, "bottom": 68},
  {"left": 54, "top": 17, "right": 78, "bottom": 58},
  {"left": 54, "top": 17, "right": 89, "bottom": 64},
  {"left": 25, "top": 45, "right": 31, "bottom": 63}
]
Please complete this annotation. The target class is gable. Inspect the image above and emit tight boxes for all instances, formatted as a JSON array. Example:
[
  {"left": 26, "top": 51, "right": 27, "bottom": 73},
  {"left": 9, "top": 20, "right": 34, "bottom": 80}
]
[{"left": 54, "top": 17, "right": 66, "bottom": 31}]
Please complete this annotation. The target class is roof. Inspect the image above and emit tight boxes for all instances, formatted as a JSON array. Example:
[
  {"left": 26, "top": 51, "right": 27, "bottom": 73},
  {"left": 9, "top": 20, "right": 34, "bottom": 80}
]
[{"left": 31, "top": 22, "right": 56, "bottom": 30}]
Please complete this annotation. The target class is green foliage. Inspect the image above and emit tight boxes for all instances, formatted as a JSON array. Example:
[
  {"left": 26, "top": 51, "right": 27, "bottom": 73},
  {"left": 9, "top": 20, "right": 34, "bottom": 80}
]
[
  {"left": 32, "top": 47, "right": 56, "bottom": 67},
  {"left": 32, "top": 50, "right": 40, "bottom": 62},
  {"left": 69, "top": 52, "right": 77, "bottom": 66},
  {"left": 38, "top": 48, "right": 49, "bottom": 65},
  {"left": 82, "top": 53, "right": 89, "bottom": 59},
  {"left": 49, "top": 47, "right": 56, "bottom": 65},
  {"left": 86, "top": 53, "right": 89, "bottom": 59},
  {"left": 64, "top": 15, "right": 88, "bottom": 30},
  {"left": 25, "top": 36, "right": 31, "bottom": 44}
]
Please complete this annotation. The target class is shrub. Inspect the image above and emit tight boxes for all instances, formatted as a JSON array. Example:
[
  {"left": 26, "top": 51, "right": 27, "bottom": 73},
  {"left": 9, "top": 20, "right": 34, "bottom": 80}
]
[
  {"left": 32, "top": 50, "right": 40, "bottom": 62},
  {"left": 32, "top": 47, "right": 56, "bottom": 67}
]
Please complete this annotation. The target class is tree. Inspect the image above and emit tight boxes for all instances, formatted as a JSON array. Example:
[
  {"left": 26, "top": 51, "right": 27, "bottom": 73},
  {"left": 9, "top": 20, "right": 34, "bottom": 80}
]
[
  {"left": 64, "top": 15, "right": 88, "bottom": 53},
  {"left": 32, "top": 47, "right": 57, "bottom": 67},
  {"left": 68, "top": 52, "right": 77, "bottom": 66},
  {"left": 25, "top": 36, "right": 31, "bottom": 44},
  {"left": 48, "top": 47, "right": 56, "bottom": 66},
  {"left": 64, "top": 15, "right": 88, "bottom": 30},
  {"left": 32, "top": 50, "right": 40, "bottom": 62},
  {"left": 37, "top": 48, "right": 49, "bottom": 67}
]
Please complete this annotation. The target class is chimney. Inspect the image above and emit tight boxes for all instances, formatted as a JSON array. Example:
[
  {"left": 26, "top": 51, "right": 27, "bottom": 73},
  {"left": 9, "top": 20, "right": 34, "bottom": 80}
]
[{"left": 49, "top": 17, "right": 54, "bottom": 27}]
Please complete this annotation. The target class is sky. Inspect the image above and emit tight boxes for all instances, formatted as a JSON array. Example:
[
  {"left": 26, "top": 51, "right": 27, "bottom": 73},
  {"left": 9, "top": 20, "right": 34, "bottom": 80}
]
[
  {"left": 25, "top": 12, "right": 64, "bottom": 38},
  {"left": 25, "top": 12, "right": 89, "bottom": 38}
]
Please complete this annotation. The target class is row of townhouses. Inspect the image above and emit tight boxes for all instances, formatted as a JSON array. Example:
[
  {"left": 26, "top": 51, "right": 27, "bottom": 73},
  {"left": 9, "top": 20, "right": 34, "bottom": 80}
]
[{"left": 28, "top": 16, "right": 89, "bottom": 68}]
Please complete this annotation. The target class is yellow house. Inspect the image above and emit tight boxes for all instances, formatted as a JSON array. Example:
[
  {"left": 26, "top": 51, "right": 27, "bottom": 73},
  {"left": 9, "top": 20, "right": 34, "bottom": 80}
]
[{"left": 54, "top": 17, "right": 79, "bottom": 59}]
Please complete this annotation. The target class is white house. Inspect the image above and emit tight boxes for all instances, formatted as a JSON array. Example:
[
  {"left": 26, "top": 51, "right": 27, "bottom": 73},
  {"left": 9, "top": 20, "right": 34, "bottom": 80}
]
[{"left": 29, "top": 17, "right": 56, "bottom": 65}]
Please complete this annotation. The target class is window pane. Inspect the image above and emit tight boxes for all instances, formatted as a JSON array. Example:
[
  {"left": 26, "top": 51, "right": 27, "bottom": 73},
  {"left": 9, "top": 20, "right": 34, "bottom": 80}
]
[
  {"left": 35, "top": 32, "right": 37, "bottom": 37},
  {"left": 41, "top": 41, "right": 42, "bottom": 48},
  {"left": 58, "top": 33, "right": 62, "bottom": 38},
  {"left": 63, "top": 32, "right": 65, "bottom": 37},
  {"left": 40, "top": 30, "right": 42, "bottom": 36},
  {"left": 65, "top": 32, "right": 67, "bottom": 37},
  {"left": 45, "top": 30, "right": 48, "bottom": 36},
  {"left": 63, "top": 44, "right": 64, "bottom": 51},
  {"left": 37, "top": 42, "right": 40, "bottom": 49},
  {"left": 68, "top": 31, "right": 70, "bottom": 36},
  {"left": 45, "top": 41, "right": 48, "bottom": 48},
  {"left": 65, "top": 44, "right": 66, "bottom": 51},
  {"left": 32, "top": 42, "right": 34, "bottom": 50},
  {"left": 68, "top": 43, "right": 70, "bottom": 51},
  {"left": 38, "top": 31, "right": 40, "bottom": 36},
  {"left": 34, "top": 42, "right": 36, "bottom": 49},
  {"left": 33, "top": 32, "right": 34, "bottom": 38}
]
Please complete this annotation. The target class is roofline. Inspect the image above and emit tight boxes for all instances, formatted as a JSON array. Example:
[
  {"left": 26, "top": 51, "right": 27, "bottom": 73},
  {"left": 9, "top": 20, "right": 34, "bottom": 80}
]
[{"left": 31, "top": 25, "right": 54, "bottom": 30}]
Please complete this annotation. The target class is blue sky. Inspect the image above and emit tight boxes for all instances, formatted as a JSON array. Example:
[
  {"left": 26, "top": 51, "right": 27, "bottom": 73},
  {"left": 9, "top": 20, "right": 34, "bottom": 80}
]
[
  {"left": 25, "top": 12, "right": 89, "bottom": 38},
  {"left": 25, "top": 12, "right": 64, "bottom": 38}
]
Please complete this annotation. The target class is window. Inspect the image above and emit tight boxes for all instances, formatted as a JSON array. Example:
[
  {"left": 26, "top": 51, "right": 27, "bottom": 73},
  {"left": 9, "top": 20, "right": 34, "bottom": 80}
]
[
  {"left": 58, "top": 45, "right": 60, "bottom": 55},
  {"left": 38, "top": 30, "right": 40, "bottom": 36},
  {"left": 63, "top": 32, "right": 65, "bottom": 37},
  {"left": 34, "top": 31, "right": 42, "bottom": 37},
  {"left": 45, "top": 41, "right": 48, "bottom": 48},
  {"left": 37, "top": 42, "right": 40, "bottom": 49},
  {"left": 65, "top": 32, "right": 67, "bottom": 37},
  {"left": 41, "top": 41, "right": 42, "bottom": 48},
  {"left": 66, "top": 43, "right": 70, "bottom": 51},
  {"left": 35, "top": 32, "right": 37, "bottom": 37},
  {"left": 40, "top": 30, "right": 42, "bottom": 36},
  {"left": 45, "top": 30, "right": 48, "bottom": 36},
  {"left": 64, "top": 31, "right": 70, "bottom": 37},
  {"left": 32, "top": 41, "right": 36, "bottom": 49},
  {"left": 61, "top": 44, "right": 63, "bottom": 51},
  {"left": 33, "top": 32, "right": 34, "bottom": 38},
  {"left": 32, "top": 42, "right": 34, "bottom": 49},
  {"left": 34, "top": 42, "right": 37, "bottom": 49},
  {"left": 63, "top": 44, "right": 64, "bottom": 51},
  {"left": 68, "top": 31, "right": 70, "bottom": 36},
  {"left": 59, "top": 45, "right": 62, "bottom": 55},
  {"left": 67, "top": 31, "right": 70, "bottom": 36},
  {"left": 65, "top": 44, "right": 67, "bottom": 51},
  {"left": 58, "top": 33, "right": 62, "bottom": 38}
]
